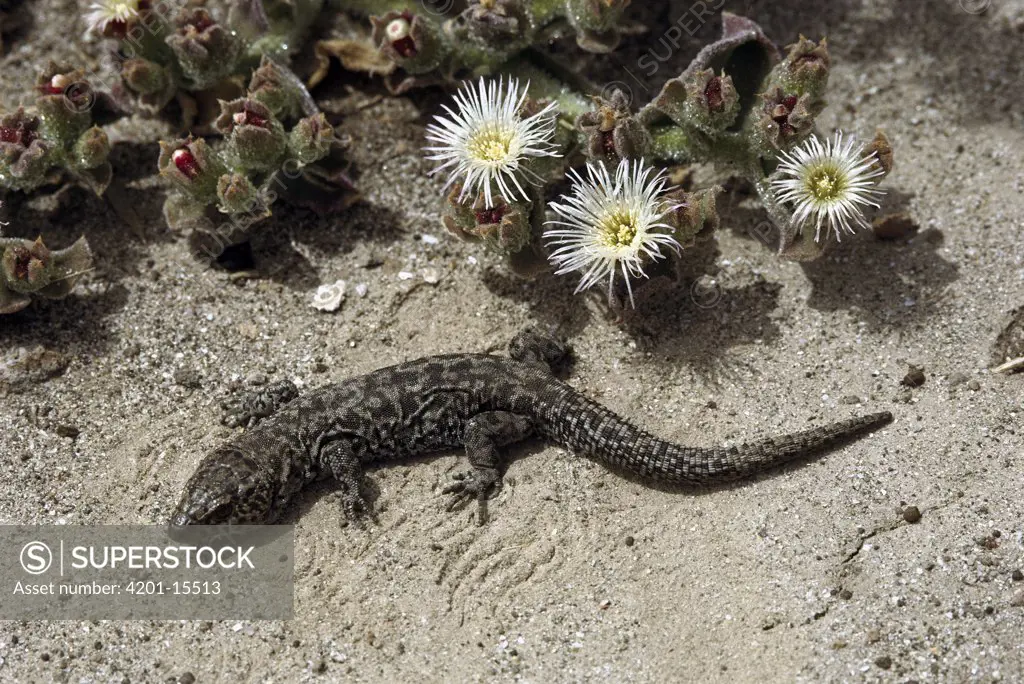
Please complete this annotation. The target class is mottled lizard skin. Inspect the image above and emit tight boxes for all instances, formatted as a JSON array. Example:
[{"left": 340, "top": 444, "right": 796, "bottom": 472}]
[{"left": 170, "top": 329, "right": 893, "bottom": 526}]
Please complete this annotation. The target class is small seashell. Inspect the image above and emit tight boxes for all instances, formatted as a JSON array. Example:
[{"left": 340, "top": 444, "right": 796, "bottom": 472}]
[{"left": 311, "top": 279, "right": 346, "bottom": 312}]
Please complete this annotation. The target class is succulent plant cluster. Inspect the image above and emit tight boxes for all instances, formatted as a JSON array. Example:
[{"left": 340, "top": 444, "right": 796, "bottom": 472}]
[
  {"left": 360, "top": 0, "right": 634, "bottom": 91},
  {"left": 0, "top": 1, "right": 894, "bottom": 314},
  {"left": 157, "top": 58, "right": 352, "bottom": 258},
  {"left": 89, "top": 0, "right": 323, "bottom": 121},
  {"left": 0, "top": 232, "right": 92, "bottom": 314},
  {"left": 0, "top": 63, "right": 113, "bottom": 195}
]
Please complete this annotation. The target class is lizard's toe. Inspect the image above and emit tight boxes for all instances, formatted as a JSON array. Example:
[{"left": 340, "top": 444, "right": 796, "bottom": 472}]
[{"left": 442, "top": 470, "right": 501, "bottom": 522}]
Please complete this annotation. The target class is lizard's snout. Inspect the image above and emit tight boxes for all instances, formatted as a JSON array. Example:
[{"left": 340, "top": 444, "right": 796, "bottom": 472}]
[{"left": 169, "top": 511, "right": 192, "bottom": 529}]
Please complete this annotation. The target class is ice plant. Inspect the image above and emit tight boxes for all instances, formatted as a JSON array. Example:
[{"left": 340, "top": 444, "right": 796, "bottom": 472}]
[
  {"left": 425, "top": 77, "right": 560, "bottom": 209},
  {"left": 544, "top": 158, "right": 681, "bottom": 306},
  {"left": 770, "top": 132, "right": 886, "bottom": 243},
  {"left": 84, "top": 0, "right": 141, "bottom": 36}
]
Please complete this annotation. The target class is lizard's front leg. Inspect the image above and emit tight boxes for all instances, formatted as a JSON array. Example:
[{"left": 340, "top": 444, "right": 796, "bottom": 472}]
[
  {"left": 443, "top": 411, "right": 533, "bottom": 524},
  {"left": 319, "top": 440, "right": 374, "bottom": 524},
  {"left": 221, "top": 380, "right": 299, "bottom": 428}
]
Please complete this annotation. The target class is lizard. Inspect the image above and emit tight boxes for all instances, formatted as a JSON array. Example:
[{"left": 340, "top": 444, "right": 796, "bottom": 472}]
[{"left": 169, "top": 328, "right": 893, "bottom": 527}]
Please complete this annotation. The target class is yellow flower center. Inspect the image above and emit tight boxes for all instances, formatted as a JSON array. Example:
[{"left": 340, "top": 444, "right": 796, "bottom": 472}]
[
  {"left": 467, "top": 127, "right": 514, "bottom": 165},
  {"left": 598, "top": 208, "right": 638, "bottom": 248},
  {"left": 808, "top": 166, "right": 845, "bottom": 202}
]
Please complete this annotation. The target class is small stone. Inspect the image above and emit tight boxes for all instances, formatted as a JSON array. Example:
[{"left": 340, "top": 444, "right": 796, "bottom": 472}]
[
  {"left": 1010, "top": 591, "right": 1024, "bottom": 608},
  {"left": 840, "top": 395, "right": 862, "bottom": 405},
  {"left": 947, "top": 372, "right": 969, "bottom": 387},
  {"left": 705, "top": 400, "right": 717, "bottom": 409},
  {"left": 313, "top": 659, "right": 327, "bottom": 673},
  {"left": 874, "top": 655, "right": 893, "bottom": 670},
  {"left": 173, "top": 369, "right": 202, "bottom": 389},
  {"left": 866, "top": 629, "right": 882, "bottom": 644},
  {"left": 599, "top": 599, "right": 611, "bottom": 609},
  {"left": 421, "top": 267, "right": 441, "bottom": 285},
  {"left": 896, "top": 389, "right": 913, "bottom": 403},
  {"left": 178, "top": 674, "right": 196, "bottom": 684},
  {"left": 624, "top": 535, "right": 635, "bottom": 547},
  {"left": 903, "top": 506, "right": 922, "bottom": 523},
  {"left": 839, "top": 589, "right": 853, "bottom": 600},
  {"left": 1011, "top": 569, "right": 1023, "bottom": 582},
  {"left": 872, "top": 212, "right": 918, "bottom": 240},
  {"left": 901, "top": 366, "right": 926, "bottom": 388},
  {"left": 967, "top": 379, "right": 981, "bottom": 391}
]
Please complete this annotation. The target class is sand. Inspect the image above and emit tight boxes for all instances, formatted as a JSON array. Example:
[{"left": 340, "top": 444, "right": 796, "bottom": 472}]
[{"left": 1, "top": 0, "right": 1023, "bottom": 681}]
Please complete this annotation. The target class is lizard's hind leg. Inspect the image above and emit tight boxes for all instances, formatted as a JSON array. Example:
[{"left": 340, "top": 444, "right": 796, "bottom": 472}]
[
  {"left": 443, "top": 411, "right": 533, "bottom": 524},
  {"left": 221, "top": 380, "right": 299, "bottom": 428},
  {"left": 509, "top": 327, "right": 572, "bottom": 374}
]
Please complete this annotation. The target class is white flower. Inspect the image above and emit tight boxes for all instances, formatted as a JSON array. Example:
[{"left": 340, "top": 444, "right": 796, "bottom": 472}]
[
  {"left": 544, "top": 158, "right": 681, "bottom": 306},
  {"left": 84, "top": 0, "right": 142, "bottom": 34},
  {"left": 770, "top": 132, "right": 886, "bottom": 242},
  {"left": 311, "top": 279, "right": 346, "bottom": 312},
  {"left": 425, "top": 77, "right": 560, "bottom": 209}
]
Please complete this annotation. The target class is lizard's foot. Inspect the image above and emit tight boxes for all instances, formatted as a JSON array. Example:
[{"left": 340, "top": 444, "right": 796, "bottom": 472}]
[
  {"left": 509, "top": 327, "right": 572, "bottom": 375},
  {"left": 442, "top": 468, "right": 501, "bottom": 524},
  {"left": 338, "top": 484, "right": 375, "bottom": 528},
  {"left": 221, "top": 380, "right": 299, "bottom": 428}
]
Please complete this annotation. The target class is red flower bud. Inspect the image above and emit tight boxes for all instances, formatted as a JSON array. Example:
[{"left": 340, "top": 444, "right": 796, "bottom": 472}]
[
  {"left": 172, "top": 148, "right": 200, "bottom": 179},
  {"left": 704, "top": 77, "right": 724, "bottom": 112},
  {"left": 474, "top": 206, "right": 506, "bottom": 226},
  {"left": 232, "top": 109, "right": 269, "bottom": 129},
  {"left": 386, "top": 15, "right": 417, "bottom": 58}
]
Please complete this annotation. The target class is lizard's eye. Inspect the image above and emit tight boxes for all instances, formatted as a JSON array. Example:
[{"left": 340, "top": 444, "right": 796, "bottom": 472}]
[{"left": 203, "top": 501, "right": 234, "bottom": 524}]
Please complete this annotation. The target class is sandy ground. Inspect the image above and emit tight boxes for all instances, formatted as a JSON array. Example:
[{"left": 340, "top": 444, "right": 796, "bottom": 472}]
[{"left": 1, "top": 0, "right": 1023, "bottom": 681}]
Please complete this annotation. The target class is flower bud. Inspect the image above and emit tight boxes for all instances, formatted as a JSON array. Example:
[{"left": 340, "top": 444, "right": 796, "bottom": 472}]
[
  {"left": 0, "top": 109, "right": 51, "bottom": 191},
  {"left": 751, "top": 87, "right": 819, "bottom": 155},
  {"left": 578, "top": 89, "right": 651, "bottom": 163},
  {"left": 247, "top": 57, "right": 307, "bottom": 122},
  {"left": 288, "top": 113, "right": 335, "bottom": 165},
  {"left": 1, "top": 238, "right": 51, "bottom": 293},
  {"left": 215, "top": 98, "right": 287, "bottom": 172},
  {"left": 165, "top": 9, "right": 242, "bottom": 90},
  {"left": 564, "top": 0, "right": 630, "bottom": 52},
  {"left": 158, "top": 136, "right": 226, "bottom": 201},
  {"left": 663, "top": 186, "right": 721, "bottom": 246},
  {"left": 72, "top": 126, "right": 110, "bottom": 171},
  {"left": 216, "top": 173, "right": 262, "bottom": 215},
  {"left": 773, "top": 36, "right": 830, "bottom": 100},
  {"left": 370, "top": 11, "right": 445, "bottom": 74},
  {"left": 122, "top": 58, "right": 171, "bottom": 97},
  {"left": 442, "top": 187, "right": 532, "bottom": 254}
]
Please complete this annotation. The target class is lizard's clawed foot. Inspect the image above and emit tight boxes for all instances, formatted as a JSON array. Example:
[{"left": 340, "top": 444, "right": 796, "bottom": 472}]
[
  {"left": 442, "top": 469, "right": 500, "bottom": 524},
  {"left": 221, "top": 380, "right": 299, "bottom": 428},
  {"left": 338, "top": 487, "right": 376, "bottom": 528}
]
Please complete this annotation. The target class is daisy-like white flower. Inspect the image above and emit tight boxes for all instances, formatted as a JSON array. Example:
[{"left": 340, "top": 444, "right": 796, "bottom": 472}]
[
  {"left": 770, "top": 131, "right": 886, "bottom": 243},
  {"left": 425, "top": 77, "right": 560, "bottom": 209},
  {"left": 544, "top": 158, "right": 681, "bottom": 306},
  {"left": 84, "top": 0, "right": 141, "bottom": 35}
]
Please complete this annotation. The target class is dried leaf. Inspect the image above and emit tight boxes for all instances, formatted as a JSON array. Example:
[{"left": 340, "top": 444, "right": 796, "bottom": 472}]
[{"left": 309, "top": 38, "right": 394, "bottom": 89}]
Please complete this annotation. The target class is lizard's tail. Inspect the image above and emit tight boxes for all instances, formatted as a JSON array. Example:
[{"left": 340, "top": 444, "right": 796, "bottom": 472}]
[{"left": 541, "top": 391, "right": 893, "bottom": 484}]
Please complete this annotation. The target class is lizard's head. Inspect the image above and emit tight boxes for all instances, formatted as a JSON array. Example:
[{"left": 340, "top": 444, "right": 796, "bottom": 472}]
[{"left": 170, "top": 449, "right": 275, "bottom": 527}]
